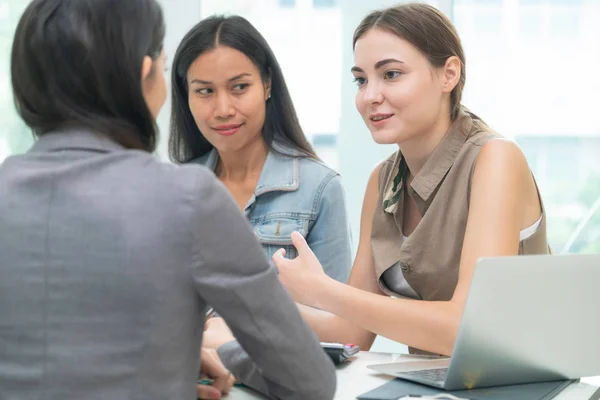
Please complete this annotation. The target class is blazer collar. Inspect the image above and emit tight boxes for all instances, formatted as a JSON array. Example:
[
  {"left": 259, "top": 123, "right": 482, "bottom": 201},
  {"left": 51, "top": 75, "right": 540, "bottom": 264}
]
[{"left": 30, "top": 127, "right": 126, "bottom": 154}]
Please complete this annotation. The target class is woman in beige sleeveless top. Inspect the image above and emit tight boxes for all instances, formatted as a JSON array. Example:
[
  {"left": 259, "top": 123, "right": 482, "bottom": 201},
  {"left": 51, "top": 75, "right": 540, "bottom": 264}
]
[{"left": 268, "top": 3, "right": 549, "bottom": 357}]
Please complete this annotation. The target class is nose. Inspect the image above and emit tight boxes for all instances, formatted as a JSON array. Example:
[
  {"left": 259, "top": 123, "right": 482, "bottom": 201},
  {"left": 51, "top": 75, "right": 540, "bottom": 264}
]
[
  {"left": 362, "top": 80, "right": 384, "bottom": 105},
  {"left": 214, "top": 91, "right": 235, "bottom": 119}
]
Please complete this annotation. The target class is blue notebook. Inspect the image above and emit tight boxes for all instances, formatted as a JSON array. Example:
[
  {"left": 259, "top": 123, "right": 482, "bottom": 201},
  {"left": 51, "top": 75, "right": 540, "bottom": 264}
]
[{"left": 357, "top": 378, "right": 575, "bottom": 400}]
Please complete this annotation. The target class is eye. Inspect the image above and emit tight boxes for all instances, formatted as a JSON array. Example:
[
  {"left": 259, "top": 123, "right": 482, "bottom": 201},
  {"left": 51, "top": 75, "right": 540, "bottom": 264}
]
[
  {"left": 384, "top": 70, "right": 402, "bottom": 80},
  {"left": 232, "top": 83, "right": 249, "bottom": 92},
  {"left": 353, "top": 76, "right": 366, "bottom": 87},
  {"left": 194, "top": 88, "right": 212, "bottom": 95}
]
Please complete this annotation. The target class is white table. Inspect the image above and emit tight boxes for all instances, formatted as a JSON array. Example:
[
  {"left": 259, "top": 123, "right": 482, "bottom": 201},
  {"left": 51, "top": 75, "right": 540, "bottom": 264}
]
[{"left": 226, "top": 351, "right": 600, "bottom": 399}]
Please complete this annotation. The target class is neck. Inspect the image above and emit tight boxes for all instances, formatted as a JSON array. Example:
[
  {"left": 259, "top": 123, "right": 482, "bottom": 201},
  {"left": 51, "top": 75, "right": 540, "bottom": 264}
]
[
  {"left": 216, "top": 138, "right": 269, "bottom": 183},
  {"left": 399, "top": 113, "right": 452, "bottom": 179}
]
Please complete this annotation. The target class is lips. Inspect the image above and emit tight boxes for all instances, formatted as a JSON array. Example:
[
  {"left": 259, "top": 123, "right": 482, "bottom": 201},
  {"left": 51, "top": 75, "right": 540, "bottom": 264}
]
[
  {"left": 213, "top": 123, "right": 243, "bottom": 136},
  {"left": 369, "top": 113, "right": 394, "bottom": 127},
  {"left": 370, "top": 113, "right": 393, "bottom": 122}
]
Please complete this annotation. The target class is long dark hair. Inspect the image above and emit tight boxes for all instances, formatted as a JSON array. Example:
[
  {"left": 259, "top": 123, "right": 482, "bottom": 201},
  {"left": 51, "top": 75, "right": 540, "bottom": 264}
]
[
  {"left": 169, "top": 15, "right": 317, "bottom": 163},
  {"left": 11, "top": 0, "right": 165, "bottom": 151}
]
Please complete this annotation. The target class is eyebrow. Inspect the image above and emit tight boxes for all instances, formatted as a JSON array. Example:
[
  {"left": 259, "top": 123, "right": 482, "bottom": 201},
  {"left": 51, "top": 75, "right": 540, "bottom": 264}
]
[
  {"left": 350, "top": 58, "right": 405, "bottom": 73},
  {"left": 190, "top": 72, "right": 252, "bottom": 85}
]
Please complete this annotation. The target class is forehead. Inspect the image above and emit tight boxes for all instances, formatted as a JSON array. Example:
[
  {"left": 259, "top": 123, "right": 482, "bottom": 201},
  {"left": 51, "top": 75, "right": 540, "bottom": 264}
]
[
  {"left": 353, "top": 28, "right": 425, "bottom": 69},
  {"left": 187, "top": 45, "right": 259, "bottom": 79}
]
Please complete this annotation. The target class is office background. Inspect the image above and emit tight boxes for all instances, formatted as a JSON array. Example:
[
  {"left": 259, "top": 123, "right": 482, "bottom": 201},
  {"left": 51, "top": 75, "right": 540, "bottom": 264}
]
[{"left": 1, "top": 0, "right": 599, "bottom": 351}]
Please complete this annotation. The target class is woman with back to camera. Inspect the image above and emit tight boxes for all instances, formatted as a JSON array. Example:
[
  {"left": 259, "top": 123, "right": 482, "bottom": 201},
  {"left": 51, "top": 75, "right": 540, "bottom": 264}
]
[
  {"left": 169, "top": 15, "right": 352, "bottom": 284},
  {"left": 0, "top": 1, "right": 336, "bottom": 399},
  {"left": 269, "top": 3, "right": 550, "bottom": 356}
]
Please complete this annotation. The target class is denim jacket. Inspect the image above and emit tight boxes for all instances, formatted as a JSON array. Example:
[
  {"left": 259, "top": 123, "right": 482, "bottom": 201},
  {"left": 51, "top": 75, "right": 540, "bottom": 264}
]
[{"left": 191, "top": 141, "right": 352, "bottom": 283}]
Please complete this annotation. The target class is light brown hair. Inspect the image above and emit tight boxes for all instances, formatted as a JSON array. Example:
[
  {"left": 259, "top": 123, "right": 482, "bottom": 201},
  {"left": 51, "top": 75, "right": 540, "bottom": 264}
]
[{"left": 354, "top": 3, "right": 490, "bottom": 134}]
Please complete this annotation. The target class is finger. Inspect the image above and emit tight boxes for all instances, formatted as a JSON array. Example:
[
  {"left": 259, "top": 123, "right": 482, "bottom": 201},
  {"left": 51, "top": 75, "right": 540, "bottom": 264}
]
[
  {"left": 204, "top": 319, "right": 212, "bottom": 331},
  {"left": 272, "top": 250, "right": 289, "bottom": 270},
  {"left": 201, "top": 349, "right": 234, "bottom": 393},
  {"left": 271, "top": 249, "right": 287, "bottom": 267},
  {"left": 272, "top": 248, "right": 286, "bottom": 259},
  {"left": 212, "top": 370, "right": 234, "bottom": 394},
  {"left": 290, "top": 231, "right": 313, "bottom": 257},
  {"left": 196, "top": 383, "right": 222, "bottom": 399},
  {"left": 205, "top": 317, "right": 223, "bottom": 330},
  {"left": 227, "top": 371, "right": 236, "bottom": 391}
]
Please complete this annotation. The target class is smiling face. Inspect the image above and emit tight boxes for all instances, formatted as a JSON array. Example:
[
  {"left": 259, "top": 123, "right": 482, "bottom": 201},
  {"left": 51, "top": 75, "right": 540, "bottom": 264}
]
[
  {"left": 186, "top": 45, "right": 271, "bottom": 154},
  {"left": 352, "top": 28, "right": 449, "bottom": 145}
]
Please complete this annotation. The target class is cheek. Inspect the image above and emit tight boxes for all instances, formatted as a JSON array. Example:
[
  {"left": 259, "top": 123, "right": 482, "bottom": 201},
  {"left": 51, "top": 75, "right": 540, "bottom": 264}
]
[
  {"left": 355, "top": 92, "right": 368, "bottom": 119},
  {"left": 188, "top": 98, "right": 211, "bottom": 128},
  {"left": 408, "top": 76, "right": 438, "bottom": 106},
  {"left": 409, "top": 86, "right": 441, "bottom": 119},
  {"left": 386, "top": 80, "right": 433, "bottom": 117},
  {"left": 159, "top": 74, "right": 167, "bottom": 103},
  {"left": 242, "top": 95, "right": 267, "bottom": 130},
  {"left": 385, "top": 85, "right": 413, "bottom": 109}
]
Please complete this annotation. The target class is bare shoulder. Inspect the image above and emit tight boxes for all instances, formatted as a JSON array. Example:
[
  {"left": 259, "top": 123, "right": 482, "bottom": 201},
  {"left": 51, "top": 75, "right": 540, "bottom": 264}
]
[
  {"left": 370, "top": 159, "right": 386, "bottom": 184},
  {"left": 364, "top": 159, "right": 388, "bottom": 204},
  {"left": 472, "top": 138, "right": 541, "bottom": 227},
  {"left": 475, "top": 138, "right": 530, "bottom": 177},
  {"left": 361, "top": 158, "right": 391, "bottom": 231}
]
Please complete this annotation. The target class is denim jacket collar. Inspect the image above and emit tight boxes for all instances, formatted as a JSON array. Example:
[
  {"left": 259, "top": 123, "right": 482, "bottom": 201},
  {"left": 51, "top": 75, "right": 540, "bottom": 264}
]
[{"left": 201, "top": 140, "right": 301, "bottom": 197}]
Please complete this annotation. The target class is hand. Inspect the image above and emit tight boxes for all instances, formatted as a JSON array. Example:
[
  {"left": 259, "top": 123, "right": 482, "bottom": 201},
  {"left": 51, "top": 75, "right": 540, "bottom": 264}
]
[
  {"left": 197, "top": 348, "right": 236, "bottom": 399},
  {"left": 203, "top": 317, "right": 236, "bottom": 350},
  {"left": 272, "top": 231, "right": 330, "bottom": 307}
]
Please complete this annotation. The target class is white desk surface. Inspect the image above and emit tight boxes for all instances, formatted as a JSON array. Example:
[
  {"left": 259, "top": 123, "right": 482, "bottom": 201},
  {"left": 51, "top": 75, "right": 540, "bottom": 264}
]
[{"left": 225, "top": 351, "right": 600, "bottom": 399}]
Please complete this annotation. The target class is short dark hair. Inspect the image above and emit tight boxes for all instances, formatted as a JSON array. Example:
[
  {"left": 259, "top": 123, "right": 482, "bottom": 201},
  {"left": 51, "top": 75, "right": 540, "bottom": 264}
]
[
  {"left": 11, "top": 0, "right": 165, "bottom": 151},
  {"left": 169, "top": 15, "right": 317, "bottom": 163}
]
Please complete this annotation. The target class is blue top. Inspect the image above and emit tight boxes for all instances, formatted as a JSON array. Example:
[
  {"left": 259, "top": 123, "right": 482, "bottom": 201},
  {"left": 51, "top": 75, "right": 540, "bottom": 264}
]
[{"left": 191, "top": 141, "right": 352, "bottom": 283}]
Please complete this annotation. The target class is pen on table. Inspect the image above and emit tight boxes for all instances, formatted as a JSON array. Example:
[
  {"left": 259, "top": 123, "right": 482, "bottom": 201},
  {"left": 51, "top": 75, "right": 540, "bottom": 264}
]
[{"left": 198, "top": 378, "right": 245, "bottom": 388}]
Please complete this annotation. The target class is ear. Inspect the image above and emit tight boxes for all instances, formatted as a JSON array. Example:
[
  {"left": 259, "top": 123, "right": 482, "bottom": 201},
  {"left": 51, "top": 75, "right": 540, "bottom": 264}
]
[
  {"left": 441, "top": 56, "right": 461, "bottom": 94},
  {"left": 141, "top": 55, "right": 153, "bottom": 82},
  {"left": 264, "top": 76, "right": 272, "bottom": 101}
]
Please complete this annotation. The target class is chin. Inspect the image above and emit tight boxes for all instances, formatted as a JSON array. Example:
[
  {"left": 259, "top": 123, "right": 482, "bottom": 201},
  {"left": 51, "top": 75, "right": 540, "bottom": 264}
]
[
  {"left": 370, "top": 130, "right": 402, "bottom": 145},
  {"left": 213, "top": 137, "right": 254, "bottom": 155},
  {"left": 212, "top": 143, "right": 241, "bottom": 154}
]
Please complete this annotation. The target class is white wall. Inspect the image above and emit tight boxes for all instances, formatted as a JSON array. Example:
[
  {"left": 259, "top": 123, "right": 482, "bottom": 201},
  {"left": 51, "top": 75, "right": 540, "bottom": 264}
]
[{"left": 155, "top": 0, "right": 203, "bottom": 159}]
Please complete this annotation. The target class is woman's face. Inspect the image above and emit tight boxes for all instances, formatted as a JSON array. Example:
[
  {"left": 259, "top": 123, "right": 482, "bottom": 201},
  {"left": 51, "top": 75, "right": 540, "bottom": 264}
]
[
  {"left": 352, "top": 28, "right": 448, "bottom": 145},
  {"left": 186, "top": 46, "right": 271, "bottom": 154},
  {"left": 142, "top": 49, "right": 168, "bottom": 119}
]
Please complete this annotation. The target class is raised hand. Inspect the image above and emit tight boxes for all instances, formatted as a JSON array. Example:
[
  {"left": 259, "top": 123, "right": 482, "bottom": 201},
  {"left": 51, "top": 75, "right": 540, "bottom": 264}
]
[{"left": 272, "top": 231, "right": 330, "bottom": 307}]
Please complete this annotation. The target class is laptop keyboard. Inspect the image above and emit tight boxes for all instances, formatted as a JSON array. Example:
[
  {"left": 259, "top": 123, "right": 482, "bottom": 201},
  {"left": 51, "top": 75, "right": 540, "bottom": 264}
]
[{"left": 401, "top": 367, "right": 448, "bottom": 382}]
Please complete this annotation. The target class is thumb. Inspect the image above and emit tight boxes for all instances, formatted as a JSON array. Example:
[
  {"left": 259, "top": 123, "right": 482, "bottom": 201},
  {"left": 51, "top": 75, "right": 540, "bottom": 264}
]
[
  {"left": 291, "top": 231, "right": 313, "bottom": 258},
  {"left": 272, "top": 247, "right": 286, "bottom": 260}
]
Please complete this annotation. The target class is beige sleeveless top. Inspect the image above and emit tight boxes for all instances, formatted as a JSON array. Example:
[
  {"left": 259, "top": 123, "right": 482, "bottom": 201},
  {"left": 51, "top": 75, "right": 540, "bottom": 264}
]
[{"left": 371, "top": 111, "right": 549, "bottom": 315}]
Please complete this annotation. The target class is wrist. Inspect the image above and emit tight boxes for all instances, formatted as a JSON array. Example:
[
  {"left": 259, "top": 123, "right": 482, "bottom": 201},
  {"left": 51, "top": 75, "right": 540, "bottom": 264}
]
[{"left": 311, "top": 274, "right": 335, "bottom": 310}]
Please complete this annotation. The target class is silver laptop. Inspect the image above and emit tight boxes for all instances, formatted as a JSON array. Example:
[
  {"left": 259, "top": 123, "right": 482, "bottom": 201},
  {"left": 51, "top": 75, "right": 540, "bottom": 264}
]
[{"left": 368, "top": 254, "right": 600, "bottom": 390}]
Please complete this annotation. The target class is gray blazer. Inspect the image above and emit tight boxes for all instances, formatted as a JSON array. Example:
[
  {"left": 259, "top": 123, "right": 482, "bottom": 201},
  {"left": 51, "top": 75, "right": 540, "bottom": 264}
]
[{"left": 0, "top": 128, "right": 336, "bottom": 400}]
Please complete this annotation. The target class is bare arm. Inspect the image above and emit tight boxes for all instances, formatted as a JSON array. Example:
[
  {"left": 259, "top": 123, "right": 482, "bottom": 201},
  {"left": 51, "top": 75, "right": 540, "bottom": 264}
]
[{"left": 274, "top": 140, "right": 542, "bottom": 356}]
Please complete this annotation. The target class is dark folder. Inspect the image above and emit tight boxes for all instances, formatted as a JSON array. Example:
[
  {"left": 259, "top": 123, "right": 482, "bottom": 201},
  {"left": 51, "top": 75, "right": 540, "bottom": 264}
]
[{"left": 357, "top": 378, "right": 575, "bottom": 400}]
